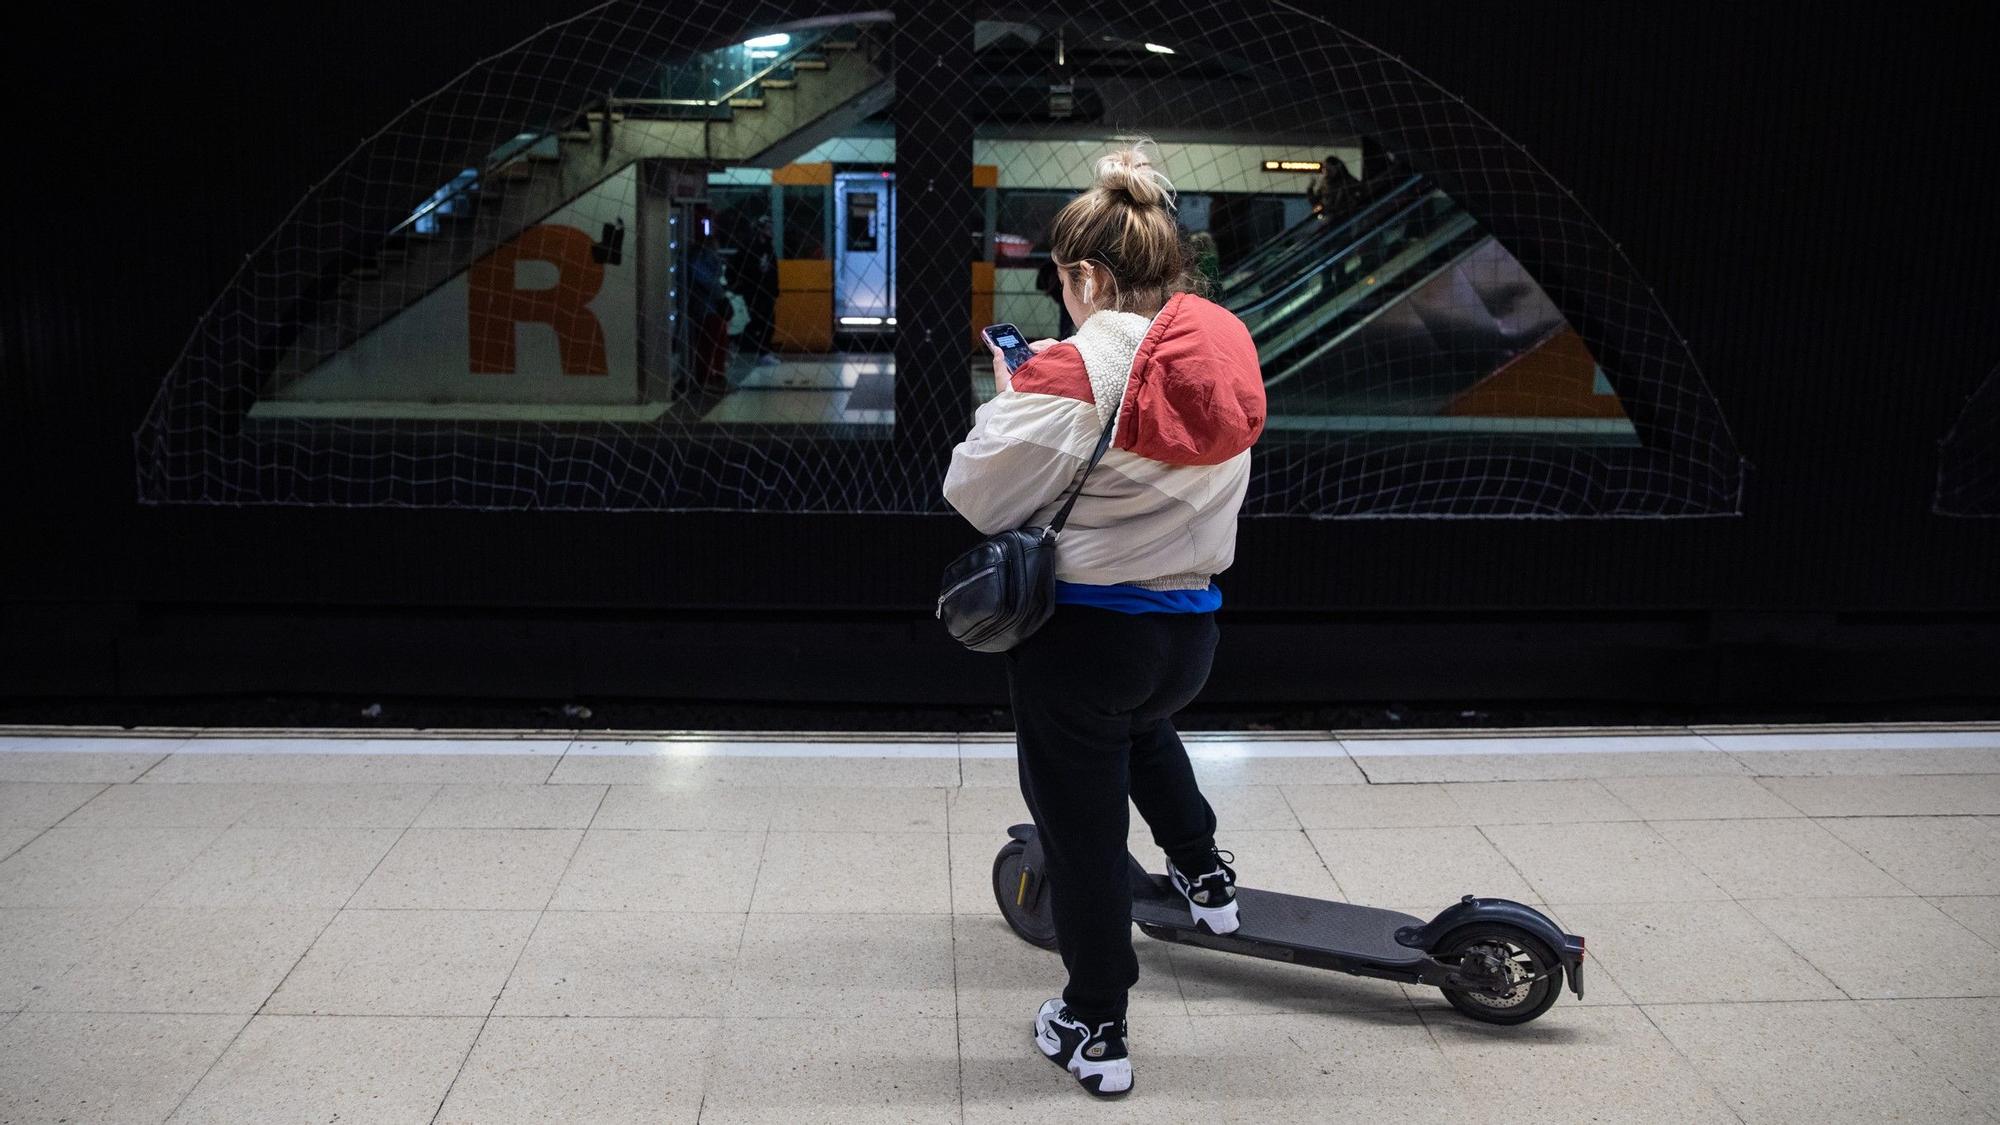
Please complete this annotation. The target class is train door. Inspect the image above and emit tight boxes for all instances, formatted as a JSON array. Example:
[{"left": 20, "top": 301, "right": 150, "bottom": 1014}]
[{"left": 834, "top": 171, "right": 895, "bottom": 328}]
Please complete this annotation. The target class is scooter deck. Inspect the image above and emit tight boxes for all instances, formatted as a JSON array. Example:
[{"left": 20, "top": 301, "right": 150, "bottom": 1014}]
[{"left": 1132, "top": 873, "right": 1430, "bottom": 967}]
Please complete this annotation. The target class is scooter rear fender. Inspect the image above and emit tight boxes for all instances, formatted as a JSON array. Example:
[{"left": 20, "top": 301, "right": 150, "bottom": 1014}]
[{"left": 1396, "top": 896, "right": 1586, "bottom": 999}]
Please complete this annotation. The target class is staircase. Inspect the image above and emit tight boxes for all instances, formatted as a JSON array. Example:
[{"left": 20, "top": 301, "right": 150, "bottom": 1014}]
[{"left": 274, "top": 24, "right": 888, "bottom": 388}]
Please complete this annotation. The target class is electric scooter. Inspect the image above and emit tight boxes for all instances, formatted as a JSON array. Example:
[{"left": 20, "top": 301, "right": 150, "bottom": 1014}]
[{"left": 993, "top": 824, "right": 1586, "bottom": 1024}]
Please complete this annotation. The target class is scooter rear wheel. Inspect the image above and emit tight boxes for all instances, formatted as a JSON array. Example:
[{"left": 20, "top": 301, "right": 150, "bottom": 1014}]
[
  {"left": 1436, "top": 924, "right": 1562, "bottom": 1025},
  {"left": 992, "top": 839, "right": 1059, "bottom": 951}
]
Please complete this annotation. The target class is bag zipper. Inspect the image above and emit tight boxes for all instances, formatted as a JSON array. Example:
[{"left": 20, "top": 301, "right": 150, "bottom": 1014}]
[{"left": 936, "top": 565, "right": 999, "bottom": 619}]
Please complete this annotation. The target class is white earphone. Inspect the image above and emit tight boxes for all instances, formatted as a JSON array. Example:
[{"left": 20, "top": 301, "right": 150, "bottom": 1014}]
[{"left": 1082, "top": 274, "right": 1095, "bottom": 304}]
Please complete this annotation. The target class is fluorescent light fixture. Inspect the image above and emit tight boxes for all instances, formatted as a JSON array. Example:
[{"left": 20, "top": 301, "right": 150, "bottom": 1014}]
[
  {"left": 1262, "top": 159, "right": 1324, "bottom": 172},
  {"left": 886, "top": 317, "right": 897, "bottom": 325},
  {"left": 840, "top": 316, "right": 884, "bottom": 326},
  {"left": 1144, "top": 42, "right": 1175, "bottom": 54},
  {"left": 744, "top": 33, "right": 791, "bottom": 48},
  {"left": 747, "top": 49, "right": 779, "bottom": 59}
]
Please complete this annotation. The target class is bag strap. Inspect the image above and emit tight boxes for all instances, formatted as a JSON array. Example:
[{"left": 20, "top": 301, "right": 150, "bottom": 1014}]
[{"left": 1045, "top": 388, "right": 1123, "bottom": 540}]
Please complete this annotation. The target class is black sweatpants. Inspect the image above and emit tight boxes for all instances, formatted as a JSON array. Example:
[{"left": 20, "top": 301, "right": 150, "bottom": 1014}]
[{"left": 1004, "top": 604, "right": 1222, "bottom": 1024}]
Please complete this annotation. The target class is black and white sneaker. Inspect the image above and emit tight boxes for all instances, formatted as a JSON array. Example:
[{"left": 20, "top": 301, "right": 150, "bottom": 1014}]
[
  {"left": 1166, "top": 849, "right": 1239, "bottom": 934},
  {"left": 1034, "top": 998, "right": 1132, "bottom": 1097}
]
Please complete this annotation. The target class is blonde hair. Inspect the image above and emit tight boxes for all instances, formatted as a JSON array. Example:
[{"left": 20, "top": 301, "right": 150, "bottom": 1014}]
[{"left": 1048, "top": 139, "right": 1197, "bottom": 314}]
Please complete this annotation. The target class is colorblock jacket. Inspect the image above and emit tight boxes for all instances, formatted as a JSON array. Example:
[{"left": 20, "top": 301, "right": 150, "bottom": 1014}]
[{"left": 943, "top": 293, "right": 1267, "bottom": 591}]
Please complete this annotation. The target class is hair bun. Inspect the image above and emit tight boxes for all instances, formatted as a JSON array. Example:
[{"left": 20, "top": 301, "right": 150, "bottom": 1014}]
[{"left": 1094, "top": 142, "right": 1174, "bottom": 210}]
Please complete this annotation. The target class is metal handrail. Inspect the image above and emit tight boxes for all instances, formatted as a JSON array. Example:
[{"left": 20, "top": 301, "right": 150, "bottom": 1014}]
[
  {"left": 616, "top": 25, "right": 842, "bottom": 111},
  {"left": 391, "top": 137, "right": 547, "bottom": 238},
  {"left": 390, "top": 27, "right": 858, "bottom": 238},
  {"left": 1231, "top": 188, "right": 1452, "bottom": 321},
  {"left": 1225, "top": 176, "right": 1430, "bottom": 312},
  {"left": 392, "top": 177, "right": 481, "bottom": 239},
  {"left": 1257, "top": 215, "right": 1484, "bottom": 391},
  {"left": 1221, "top": 173, "right": 1425, "bottom": 293}
]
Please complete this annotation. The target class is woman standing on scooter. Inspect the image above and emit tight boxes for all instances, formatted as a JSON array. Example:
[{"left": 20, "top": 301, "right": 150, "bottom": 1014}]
[{"left": 943, "top": 141, "right": 1267, "bottom": 1098}]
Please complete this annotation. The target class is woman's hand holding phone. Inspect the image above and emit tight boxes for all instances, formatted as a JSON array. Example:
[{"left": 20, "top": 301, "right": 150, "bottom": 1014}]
[{"left": 983, "top": 335, "right": 1058, "bottom": 395}]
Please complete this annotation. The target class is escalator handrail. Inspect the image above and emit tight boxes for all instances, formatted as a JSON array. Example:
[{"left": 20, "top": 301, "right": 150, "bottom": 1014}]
[
  {"left": 1220, "top": 172, "right": 1426, "bottom": 289},
  {"left": 1217, "top": 214, "right": 1319, "bottom": 290},
  {"left": 1230, "top": 187, "right": 1456, "bottom": 322},
  {"left": 1258, "top": 216, "right": 1487, "bottom": 389},
  {"left": 1218, "top": 173, "right": 1427, "bottom": 298},
  {"left": 1224, "top": 180, "right": 1436, "bottom": 314}
]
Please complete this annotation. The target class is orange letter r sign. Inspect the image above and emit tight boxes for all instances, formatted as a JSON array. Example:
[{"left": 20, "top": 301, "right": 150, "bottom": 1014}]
[{"left": 468, "top": 225, "right": 610, "bottom": 375}]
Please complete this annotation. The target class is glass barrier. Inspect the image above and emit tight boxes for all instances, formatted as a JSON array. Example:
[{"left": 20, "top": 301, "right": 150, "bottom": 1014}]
[
  {"left": 139, "top": 7, "right": 1735, "bottom": 514},
  {"left": 1236, "top": 189, "right": 1474, "bottom": 355},
  {"left": 1216, "top": 173, "right": 1424, "bottom": 300}
]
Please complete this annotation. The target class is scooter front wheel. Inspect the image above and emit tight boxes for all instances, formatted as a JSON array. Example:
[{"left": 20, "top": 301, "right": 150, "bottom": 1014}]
[
  {"left": 992, "top": 839, "right": 1059, "bottom": 950},
  {"left": 1435, "top": 924, "right": 1563, "bottom": 1025}
]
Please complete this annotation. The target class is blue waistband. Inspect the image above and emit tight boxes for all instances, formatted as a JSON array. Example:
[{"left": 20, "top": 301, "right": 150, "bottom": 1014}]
[{"left": 1053, "top": 580, "right": 1222, "bottom": 614}]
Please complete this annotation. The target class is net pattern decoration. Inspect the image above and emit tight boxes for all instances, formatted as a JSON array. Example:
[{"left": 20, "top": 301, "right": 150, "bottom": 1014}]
[
  {"left": 1936, "top": 364, "right": 1999, "bottom": 517},
  {"left": 134, "top": 0, "right": 1743, "bottom": 517}
]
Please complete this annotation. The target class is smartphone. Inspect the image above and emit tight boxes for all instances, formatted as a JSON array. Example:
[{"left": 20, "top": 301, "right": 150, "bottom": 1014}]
[{"left": 981, "top": 323, "right": 1037, "bottom": 373}]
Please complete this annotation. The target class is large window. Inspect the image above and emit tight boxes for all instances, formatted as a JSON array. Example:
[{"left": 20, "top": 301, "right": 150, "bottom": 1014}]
[{"left": 138, "top": 6, "right": 1738, "bottom": 515}]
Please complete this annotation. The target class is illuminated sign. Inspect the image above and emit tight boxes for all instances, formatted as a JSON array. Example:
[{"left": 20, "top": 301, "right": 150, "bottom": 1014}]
[
  {"left": 1263, "top": 160, "right": 1324, "bottom": 172},
  {"left": 1047, "top": 83, "right": 1076, "bottom": 120}
]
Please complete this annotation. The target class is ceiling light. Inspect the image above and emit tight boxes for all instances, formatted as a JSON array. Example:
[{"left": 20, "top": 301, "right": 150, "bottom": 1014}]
[
  {"left": 744, "top": 33, "right": 791, "bottom": 49},
  {"left": 1144, "top": 42, "right": 1175, "bottom": 54}
]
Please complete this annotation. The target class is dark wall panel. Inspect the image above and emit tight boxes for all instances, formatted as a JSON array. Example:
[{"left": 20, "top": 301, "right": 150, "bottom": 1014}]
[{"left": 3, "top": 2, "right": 1996, "bottom": 708}]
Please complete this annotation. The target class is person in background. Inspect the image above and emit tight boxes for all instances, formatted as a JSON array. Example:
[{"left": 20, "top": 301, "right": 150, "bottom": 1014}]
[
  {"left": 1307, "top": 154, "right": 1363, "bottom": 222},
  {"left": 729, "top": 213, "right": 781, "bottom": 366},
  {"left": 1187, "top": 230, "right": 1220, "bottom": 295},
  {"left": 686, "top": 215, "right": 732, "bottom": 393}
]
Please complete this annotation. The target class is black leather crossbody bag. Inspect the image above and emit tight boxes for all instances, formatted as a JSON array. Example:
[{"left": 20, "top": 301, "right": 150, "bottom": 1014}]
[{"left": 936, "top": 404, "right": 1120, "bottom": 653}]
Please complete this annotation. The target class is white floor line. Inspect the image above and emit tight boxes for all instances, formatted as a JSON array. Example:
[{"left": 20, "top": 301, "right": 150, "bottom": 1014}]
[
  {"left": 1332, "top": 724, "right": 1695, "bottom": 740},
  {"left": 0, "top": 725, "right": 1995, "bottom": 758},
  {"left": 565, "top": 738, "right": 961, "bottom": 758},
  {"left": 0, "top": 736, "right": 194, "bottom": 754},
  {"left": 163, "top": 737, "right": 574, "bottom": 757},
  {"left": 0, "top": 726, "right": 205, "bottom": 738},
  {"left": 1687, "top": 721, "right": 2000, "bottom": 734},
  {"left": 1699, "top": 731, "right": 2000, "bottom": 752},
  {"left": 964, "top": 737, "right": 1351, "bottom": 760},
  {"left": 1341, "top": 734, "right": 1716, "bottom": 757}
]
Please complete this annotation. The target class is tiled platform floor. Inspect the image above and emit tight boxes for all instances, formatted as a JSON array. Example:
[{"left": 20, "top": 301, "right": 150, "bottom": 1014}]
[{"left": 1, "top": 726, "right": 1997, "bottom": 1123}]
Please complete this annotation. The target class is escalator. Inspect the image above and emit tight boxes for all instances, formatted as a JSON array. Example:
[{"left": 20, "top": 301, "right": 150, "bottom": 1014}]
[
  {"left": 1224, "top": 175, "right": 1637, "bottom": 442},
  {"left": 1214, "top": 173, "right": 1426, "bottom": 304}
]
